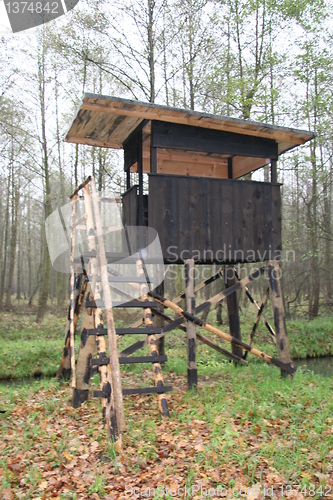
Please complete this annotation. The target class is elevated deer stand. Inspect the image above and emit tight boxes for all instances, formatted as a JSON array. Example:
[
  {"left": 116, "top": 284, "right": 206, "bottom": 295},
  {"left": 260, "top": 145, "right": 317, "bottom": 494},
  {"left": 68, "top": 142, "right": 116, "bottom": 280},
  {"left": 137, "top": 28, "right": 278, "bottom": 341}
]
[{"left": 58, "top": 95, "right": 314, "bottom": 442}]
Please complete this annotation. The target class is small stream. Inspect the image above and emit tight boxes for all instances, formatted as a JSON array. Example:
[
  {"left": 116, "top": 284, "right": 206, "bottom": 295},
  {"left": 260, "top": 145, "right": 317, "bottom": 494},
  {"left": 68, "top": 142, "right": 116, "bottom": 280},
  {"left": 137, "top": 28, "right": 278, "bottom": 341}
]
[
  {"left": 0, "top": 358, "right": 332, "bottom": 389},
  {"left": 296, "top": 356, "right": 333, "bottom": 377}
]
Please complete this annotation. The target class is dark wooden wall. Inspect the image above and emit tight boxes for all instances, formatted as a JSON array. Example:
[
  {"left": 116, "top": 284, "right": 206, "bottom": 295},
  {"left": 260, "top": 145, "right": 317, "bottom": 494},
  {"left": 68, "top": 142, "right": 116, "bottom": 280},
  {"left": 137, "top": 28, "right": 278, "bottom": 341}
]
[
  {"left": 122, "top": 185, "right": 148, "bottom": 227},
  {"left": 122, "top": 185, "right": 139, "bottom": 226},
  {"left": 147, "top": 174, "right": 282, "bottom": 264}
]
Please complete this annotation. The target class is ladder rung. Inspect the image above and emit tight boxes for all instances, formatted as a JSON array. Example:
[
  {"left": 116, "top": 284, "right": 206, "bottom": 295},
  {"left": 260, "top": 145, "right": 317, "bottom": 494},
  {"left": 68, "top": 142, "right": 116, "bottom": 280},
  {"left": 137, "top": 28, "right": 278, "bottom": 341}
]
[
  {"left": 89, "top": 275, "right": 151, "bottom": 283},
  {"left": 106, "top": 255, "right": 162, "bottom": 264},
  {"left": 87, "top": 327, "right": 161, "bottom": 336},
  {"left": 119, "top": 355, "right": 167, "bottom": 364},
  {"left": 116, "top": 328, "right": 162, "bottom": 335},
  {"left": 93, "top": 390, "right": 109, "bottom": 398},
  {"left": 69, "top": 213, "right": 87, "bottom": 230},
  {"left": 74, "top": 251, "right": 161, "bottom": 265},
  {"left": 85, "top": 300, "right": 158, "bottom": 309},
  {"left": 91, "top": 358, "right": 109, "bottom": 366},
  {"left": 87, "top": 328, "right": 107, "bottom": 336},
  {"left": 91, "top": 355, "right": 167, "bottom": 366},
  {"left": 122, "top": 386, "right": 172, "bottom": 396}
]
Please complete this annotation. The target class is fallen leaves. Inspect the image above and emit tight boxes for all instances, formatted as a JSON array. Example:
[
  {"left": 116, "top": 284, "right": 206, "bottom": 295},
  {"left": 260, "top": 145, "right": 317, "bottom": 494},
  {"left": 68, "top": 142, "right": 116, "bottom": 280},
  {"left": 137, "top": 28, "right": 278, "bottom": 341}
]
[{"left": 1, "top": 374, "right": 333, "bottom": 500}]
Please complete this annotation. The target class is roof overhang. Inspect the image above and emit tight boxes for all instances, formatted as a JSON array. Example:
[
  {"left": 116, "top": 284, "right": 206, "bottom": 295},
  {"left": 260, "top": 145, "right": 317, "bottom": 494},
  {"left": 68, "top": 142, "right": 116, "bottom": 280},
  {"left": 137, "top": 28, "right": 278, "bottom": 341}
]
[{"left": 65, "top": 94, "right": 314, "bottom": 181}]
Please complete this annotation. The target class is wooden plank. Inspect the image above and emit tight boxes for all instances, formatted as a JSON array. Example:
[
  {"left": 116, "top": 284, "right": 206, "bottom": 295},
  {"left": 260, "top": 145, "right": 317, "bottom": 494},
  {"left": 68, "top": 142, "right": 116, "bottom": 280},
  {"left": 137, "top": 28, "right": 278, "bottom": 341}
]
[
  {"left": 252, "top": 182, "right": 264, "bottom": 261},
  {"left": 151, "top": 121, "right": 279, "bottom": 159},
  {"left": 263, "top": 183, "right": 273, "bottom": 256},
  {"left": 185, "top": 259, "right": 197, "bottom": 390},
  {"left": 242, "top": 181, "right": 254, "bottom": 258},
  {"left": 225, "top": 266, "right": 243, "bottom": 359},
  {"left": 228, "top": 157, "right": 233, "bottom": 179},
  {"left": 122, "top": 386, "right": 172, "bottom": 395},
  {"left": 148, "top": 175, "right": 282, "bottom": 264},
  {"left": 75, "top": 96, "right": 313, "bottom": 144},
  {"left": 69, "top": 195, "right": 78, "bottom": 388},
  {"left": 65, "top": 135, "right": 123, "bottom": 149},
  {"left": 221, "top": 179, "right": 233, "bottom": 262},
  {"left": 267, "top": 261, "right": 295, "bottom": 377},
  {"left": 131, "top": 148, "right": 229, "bottom": 178},
  {"left": 122, "top": 185, "right": 138, "bottom": 226},
  {"left": 272, "top": 184, "right": 282, "bottom": 258}
]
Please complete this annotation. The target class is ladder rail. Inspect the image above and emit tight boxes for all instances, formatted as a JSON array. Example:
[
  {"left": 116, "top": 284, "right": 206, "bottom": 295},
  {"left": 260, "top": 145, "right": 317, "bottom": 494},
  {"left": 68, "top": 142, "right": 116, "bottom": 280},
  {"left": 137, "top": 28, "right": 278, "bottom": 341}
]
[
  {"left": 90, "top": 177, "right": 125, "bottom": 440},
  {"left": 69, "top": 194, "right": 78, "bottom": 388}
]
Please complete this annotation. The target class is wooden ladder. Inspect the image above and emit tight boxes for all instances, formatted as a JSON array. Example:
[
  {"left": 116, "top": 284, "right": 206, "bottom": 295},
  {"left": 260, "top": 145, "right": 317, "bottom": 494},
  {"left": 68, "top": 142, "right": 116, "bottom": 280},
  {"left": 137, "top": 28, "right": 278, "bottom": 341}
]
[{"left": 65, "top": 176, "right": 171, "bottom": 444}]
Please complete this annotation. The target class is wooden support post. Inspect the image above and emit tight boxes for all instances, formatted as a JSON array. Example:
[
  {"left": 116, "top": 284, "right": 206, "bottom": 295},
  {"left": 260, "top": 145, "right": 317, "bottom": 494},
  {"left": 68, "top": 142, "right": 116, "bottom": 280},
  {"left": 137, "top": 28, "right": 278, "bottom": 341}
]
[
  {"left": 225, "top": 266, "right": 243, "bottom": 360},
  {"left": 57, "top": 273, "right": 87, "bottom": 380},
  {"left": 185, "top": 259, "right": 197, "bottom": 390},
  {"left": 137, "top": 129, "right": 144, "bottom": 228},
  {"left": 72, "top": 298, "right": 96, "bottom": 408},
  {"left": 154, "top": 282, "right": 165, "bottom": 357},
  {"left": 271, "top": 159, "right": 277, "bottom": 184},
  {"left": 243, "top": 287, "right": 270, "bottom": 360},
  {"left": 150, "top": 119, "right": 157, "bottom": 173},
  {"left": 228, "top": 157, "right": 233, "bottom": 179},
  {"left": 126, "top": 170, "right": 130, "bottom": 190},
  {"left": 69, "top": 195, "right": 78, "bottom": 388},
  {"left": 267, "top": 260, "right": 295, "bottom": 377}
]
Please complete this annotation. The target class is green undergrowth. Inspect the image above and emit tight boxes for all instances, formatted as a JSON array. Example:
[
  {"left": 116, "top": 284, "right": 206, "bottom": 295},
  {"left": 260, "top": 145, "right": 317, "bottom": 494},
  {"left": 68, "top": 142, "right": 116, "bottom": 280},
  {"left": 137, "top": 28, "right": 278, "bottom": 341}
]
[{"left": 0, "top": 308, "right": 333, "bottom": 380}]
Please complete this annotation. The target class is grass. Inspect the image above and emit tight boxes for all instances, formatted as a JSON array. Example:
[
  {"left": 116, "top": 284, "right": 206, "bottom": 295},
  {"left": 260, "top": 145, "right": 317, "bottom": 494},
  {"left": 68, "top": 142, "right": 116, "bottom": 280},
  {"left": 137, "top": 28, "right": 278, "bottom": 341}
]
[
  {"left": 0, "top": 302, "right": 333, "bottom": 380},
  {"left": 0, "top": 365, "right": 332, "bottom": 498},
  {"left": 1, "top": 299, "right": 333, "bottom": 497}
]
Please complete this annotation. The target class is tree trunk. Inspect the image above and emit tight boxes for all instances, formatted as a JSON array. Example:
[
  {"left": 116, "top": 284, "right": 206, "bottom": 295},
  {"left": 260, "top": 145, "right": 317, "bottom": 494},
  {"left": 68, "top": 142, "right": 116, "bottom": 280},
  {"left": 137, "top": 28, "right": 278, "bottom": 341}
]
[
  {"left": 0, "top": 170, "right": 11, "bottom": 311},
  {"left": 5, "top": 165, "right": 19, "bottom": 310},
  {"left": 37, "top": 36, "right": 52, "bottom": 322}
]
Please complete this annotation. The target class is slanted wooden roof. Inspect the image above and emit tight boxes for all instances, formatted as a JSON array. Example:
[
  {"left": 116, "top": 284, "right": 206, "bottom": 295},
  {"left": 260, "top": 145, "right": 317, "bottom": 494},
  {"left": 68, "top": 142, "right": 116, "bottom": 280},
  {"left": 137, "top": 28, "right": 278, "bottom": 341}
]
[{"left": 65, "top": 94, "right": 314, "bottom": 179}]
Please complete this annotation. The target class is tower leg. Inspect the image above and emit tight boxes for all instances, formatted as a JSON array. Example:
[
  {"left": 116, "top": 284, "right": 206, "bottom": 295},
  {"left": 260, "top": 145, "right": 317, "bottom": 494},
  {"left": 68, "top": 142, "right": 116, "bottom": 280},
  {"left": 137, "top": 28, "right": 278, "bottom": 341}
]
[
  {"left": 72, "top": 292, "right": 97, "bottom": 408},
  {"left": 225, "top": 266, "right": 243, "bottom": 360},
  {"left": 155, "top": 282, "right": 165, "bottom": 357},
  {"left": 185, "top": 259, "right": 197, "bottom": 390},
  {"left": 267, "top": 260, "right": 295, "bottom": 377}
]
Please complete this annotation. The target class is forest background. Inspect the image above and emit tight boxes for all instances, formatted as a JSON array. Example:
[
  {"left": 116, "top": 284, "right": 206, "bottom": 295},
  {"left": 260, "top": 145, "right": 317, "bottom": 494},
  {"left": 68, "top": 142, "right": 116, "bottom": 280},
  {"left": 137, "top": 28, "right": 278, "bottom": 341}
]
[{"left": 0, "top": 0, "right": 332, "bottom": 322}]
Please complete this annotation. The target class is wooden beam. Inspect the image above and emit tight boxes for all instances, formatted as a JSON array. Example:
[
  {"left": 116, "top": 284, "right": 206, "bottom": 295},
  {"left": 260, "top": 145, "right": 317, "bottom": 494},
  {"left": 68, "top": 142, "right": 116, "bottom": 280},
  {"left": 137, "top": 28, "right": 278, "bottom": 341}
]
[
  {"left": 225, "top": 266, "right": 243, "bottom": 360},
  {"left": 228, "top": 157, "right": 233, "bottom": 179},
  {"left": 148, "top": 290, "right": 296, "bottom": 375},
  {"left": 151, "top": 121, "right": 279, "bottom": 159},
  {"left": 137, "top": 129, "right": 144, "bottom": 230},
  {"left": 185, "top": 259, "right": 197, "bottom": 390},
  {"left": 78, "top": 100, "right": 311, "bottom": 145},
  {"left": 131, "top": 148, "right": 229, "bottom": 178},
  {"left": 267, "top": 260, "right": 295, "bottom": 377},
  {"left": 271, "top": 159, "right": 277, "bottom": 183}
]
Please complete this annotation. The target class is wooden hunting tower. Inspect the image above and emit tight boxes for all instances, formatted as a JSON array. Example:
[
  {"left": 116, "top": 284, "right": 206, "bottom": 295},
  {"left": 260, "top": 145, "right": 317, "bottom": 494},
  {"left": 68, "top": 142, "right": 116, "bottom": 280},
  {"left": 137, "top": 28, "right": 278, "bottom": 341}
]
[
  {"left": 63, "top": 94, "right": 314, "bottom": 412},
  {"left": 65, "top": 94, "right": 314, "bottom": 265}
]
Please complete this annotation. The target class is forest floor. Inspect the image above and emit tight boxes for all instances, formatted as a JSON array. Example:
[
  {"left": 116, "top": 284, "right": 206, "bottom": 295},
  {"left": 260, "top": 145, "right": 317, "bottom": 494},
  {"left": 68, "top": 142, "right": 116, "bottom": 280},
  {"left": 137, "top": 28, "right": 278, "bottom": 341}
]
[
  {"left": 0, "top": 364, "right": 332, "bottom": 499},
  {"left": 0, "top": 304, "right": 333, "bottom": 498}
]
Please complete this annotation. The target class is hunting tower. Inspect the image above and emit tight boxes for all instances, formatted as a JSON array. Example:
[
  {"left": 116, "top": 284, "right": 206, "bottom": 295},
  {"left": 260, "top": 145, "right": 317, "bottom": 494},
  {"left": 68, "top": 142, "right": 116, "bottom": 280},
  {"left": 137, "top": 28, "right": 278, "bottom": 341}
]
[
  {"left": 64, "top": 95, "right": 314, "bottom": 418},
  {"left": 66, "top": 95, "right": 313, "bottom": 265}
]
